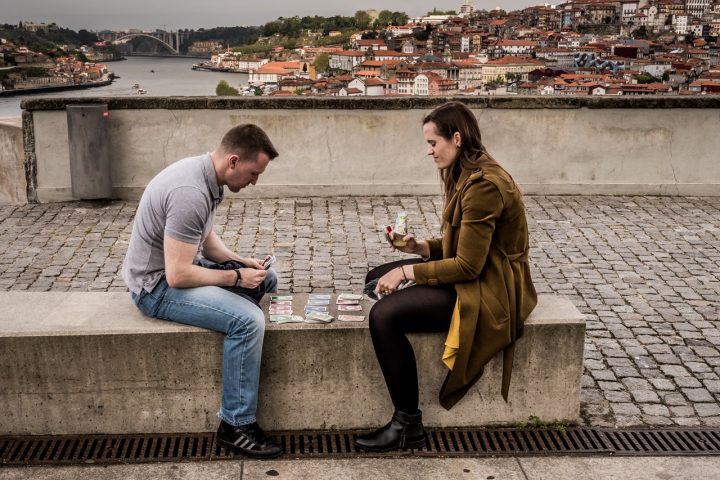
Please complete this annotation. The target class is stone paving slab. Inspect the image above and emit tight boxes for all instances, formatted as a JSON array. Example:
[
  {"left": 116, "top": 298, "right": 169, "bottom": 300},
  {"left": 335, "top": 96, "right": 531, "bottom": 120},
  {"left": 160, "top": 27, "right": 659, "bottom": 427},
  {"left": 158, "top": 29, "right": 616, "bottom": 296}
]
[
  {"left": 2, "top": 457, "right": 720, "bottom": 480},
  {"left": 0, "top": 195, "right": 719, "bottom": 428}
]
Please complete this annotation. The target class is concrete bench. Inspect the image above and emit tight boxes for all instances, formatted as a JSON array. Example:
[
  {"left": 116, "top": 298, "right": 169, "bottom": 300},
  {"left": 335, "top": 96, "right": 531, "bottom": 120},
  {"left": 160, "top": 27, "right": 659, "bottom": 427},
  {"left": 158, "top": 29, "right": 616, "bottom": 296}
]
[{"left": 0, "top": 292, "right": 585, "bottom": 435}]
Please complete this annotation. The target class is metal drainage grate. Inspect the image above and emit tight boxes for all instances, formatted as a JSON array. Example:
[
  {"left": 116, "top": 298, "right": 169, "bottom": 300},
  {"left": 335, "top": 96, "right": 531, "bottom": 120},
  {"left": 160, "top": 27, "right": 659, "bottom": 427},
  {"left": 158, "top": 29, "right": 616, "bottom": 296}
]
[
  {"left": 604, "top": 429, "right": 720, "bottom": 455},
  {"left": 0, "top": 433, "right": 214, "bottom": 466},
  {"left": 2, "top": 428, "right": 720, "bottom": 466}
]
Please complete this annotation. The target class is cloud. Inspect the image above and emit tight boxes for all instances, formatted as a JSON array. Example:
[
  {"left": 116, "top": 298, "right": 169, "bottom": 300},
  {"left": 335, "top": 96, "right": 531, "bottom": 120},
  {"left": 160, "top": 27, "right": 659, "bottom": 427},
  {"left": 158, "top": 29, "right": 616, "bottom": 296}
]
[{"left": 2, "top": 0, "right": 533, "bottom": 31}]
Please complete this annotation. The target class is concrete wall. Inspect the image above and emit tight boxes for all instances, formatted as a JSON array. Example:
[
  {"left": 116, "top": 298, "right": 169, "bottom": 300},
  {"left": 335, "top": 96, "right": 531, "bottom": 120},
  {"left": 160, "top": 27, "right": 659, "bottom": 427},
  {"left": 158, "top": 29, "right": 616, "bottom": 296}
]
[
  {"left": 0, "top": 292, "right": 585, "bottom": 435},
  {"left": 20, "top": 97, "right": 720, "bottom": 202},
  {"left": 0, "top": 118, "right": 26, "bottom": 204}
]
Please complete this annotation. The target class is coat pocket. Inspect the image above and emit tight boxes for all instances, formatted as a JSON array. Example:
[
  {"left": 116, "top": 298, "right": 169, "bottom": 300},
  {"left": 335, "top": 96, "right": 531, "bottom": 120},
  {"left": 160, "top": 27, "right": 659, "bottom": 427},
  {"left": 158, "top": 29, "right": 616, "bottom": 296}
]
[{"left": 480, "top": 282, "right": 510, "bottom": 327}]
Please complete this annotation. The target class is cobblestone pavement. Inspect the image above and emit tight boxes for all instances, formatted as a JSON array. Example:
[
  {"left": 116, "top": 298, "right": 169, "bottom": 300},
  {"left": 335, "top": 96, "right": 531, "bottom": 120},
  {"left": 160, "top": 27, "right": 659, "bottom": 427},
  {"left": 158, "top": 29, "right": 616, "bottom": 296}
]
[{"left": 1, "top": 195, "right": 719, "bottom": 428}]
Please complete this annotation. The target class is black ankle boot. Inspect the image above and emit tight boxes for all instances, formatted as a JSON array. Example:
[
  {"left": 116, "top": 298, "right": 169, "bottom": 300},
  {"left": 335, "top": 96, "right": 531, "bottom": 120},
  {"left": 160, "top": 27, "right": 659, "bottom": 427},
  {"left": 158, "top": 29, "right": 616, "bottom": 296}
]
[{"left": 354, "top": 410, "right": 427, "bottom": 452}]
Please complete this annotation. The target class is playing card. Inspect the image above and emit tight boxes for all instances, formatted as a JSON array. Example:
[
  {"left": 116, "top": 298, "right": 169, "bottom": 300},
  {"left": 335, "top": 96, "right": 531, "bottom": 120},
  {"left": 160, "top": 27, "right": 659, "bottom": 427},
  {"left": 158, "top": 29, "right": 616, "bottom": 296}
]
[
  {"left": 269, "top": 309, "right": 293, "bottom": 315},
  {"left": 309, "top": 294, "right": 332, "bottom": 300},
  {"left": 262, "top": 255, "right": 277, "bottom": 269},
  {"left": 269, "top": 315, "right": 304, "bottom": 324},
  {"left": 304, "top": 305, "right": 328, "bottom": 313},
  {"left": 338, "top": 293, "right": 363, "bottom": 301},
  {"left": 304, "top": 312, "right": 333, "bottom": 323},
  {"left": 338, "top": 304, "right": 362, "bottom": 311},
  {"left": 269, "top": 305, "right": 292, "bottom": 312},
  {"left": 270, "top": 300, "right": 292, "bottom": 306},
  {"left": 271, "top": 295, "right": 293, "bottom": 301},
  {"left": 338, "top": 315, "right": 365, "bottom": 322},
  {"left": 336, "top": 299, "right": 360, "bottom": 305},
  {"left": 307, "top": 299, "right": 330, "bottom": 306}
]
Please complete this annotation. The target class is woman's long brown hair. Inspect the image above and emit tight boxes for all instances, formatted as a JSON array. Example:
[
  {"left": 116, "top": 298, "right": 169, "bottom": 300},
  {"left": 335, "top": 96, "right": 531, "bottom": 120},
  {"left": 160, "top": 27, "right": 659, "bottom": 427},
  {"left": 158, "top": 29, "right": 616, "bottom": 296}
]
[{"left": 422, "top": 101, "right": 498, "bottom": 206}]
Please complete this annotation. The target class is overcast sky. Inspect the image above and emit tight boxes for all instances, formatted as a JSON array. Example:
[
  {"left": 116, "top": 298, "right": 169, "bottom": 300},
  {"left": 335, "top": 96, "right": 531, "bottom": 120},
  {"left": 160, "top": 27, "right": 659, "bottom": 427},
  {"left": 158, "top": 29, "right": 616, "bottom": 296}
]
[{"left": 1, "top": 0, "right": 538, "bottom": 31}]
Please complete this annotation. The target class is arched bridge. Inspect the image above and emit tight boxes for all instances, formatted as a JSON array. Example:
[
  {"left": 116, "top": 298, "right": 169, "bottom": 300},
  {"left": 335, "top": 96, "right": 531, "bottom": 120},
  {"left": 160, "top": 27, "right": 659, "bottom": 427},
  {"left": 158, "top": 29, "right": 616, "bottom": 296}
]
[
  {"left": 113, "top": 33, "right": 178, "bottom": 53},
  {"left": 103, "top": 30, "right": 191, "bottom": 54}
]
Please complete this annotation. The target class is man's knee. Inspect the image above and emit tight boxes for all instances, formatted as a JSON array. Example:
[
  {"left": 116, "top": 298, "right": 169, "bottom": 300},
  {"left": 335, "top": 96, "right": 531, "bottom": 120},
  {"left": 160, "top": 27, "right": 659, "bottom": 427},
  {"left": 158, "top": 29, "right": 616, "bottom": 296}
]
[
  {"left": 264, "top": 267, "right": 279, "bottom": 293},
  {"left": 228, "top": 306, "right": 266, "bottom": 338}
]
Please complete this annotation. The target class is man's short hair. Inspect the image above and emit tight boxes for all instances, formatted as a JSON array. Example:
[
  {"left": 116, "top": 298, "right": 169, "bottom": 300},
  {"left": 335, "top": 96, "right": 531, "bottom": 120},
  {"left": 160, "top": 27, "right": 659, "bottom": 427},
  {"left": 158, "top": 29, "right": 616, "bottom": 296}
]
[{"left": 220, "top": 124, "right": 279, "bottom": 162}]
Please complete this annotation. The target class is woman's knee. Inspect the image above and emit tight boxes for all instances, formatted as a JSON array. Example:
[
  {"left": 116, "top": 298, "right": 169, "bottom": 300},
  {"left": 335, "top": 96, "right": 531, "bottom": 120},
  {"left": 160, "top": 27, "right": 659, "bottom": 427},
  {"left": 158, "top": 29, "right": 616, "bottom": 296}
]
[{"left": 369, "top": 302, "right": 393, "bottom": 337}]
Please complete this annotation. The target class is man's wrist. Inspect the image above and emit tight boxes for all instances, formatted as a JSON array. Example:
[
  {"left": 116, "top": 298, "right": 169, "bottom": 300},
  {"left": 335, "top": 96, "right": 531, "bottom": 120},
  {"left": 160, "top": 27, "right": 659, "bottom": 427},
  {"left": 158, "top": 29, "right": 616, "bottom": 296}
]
[{"left": 233, "top": 268, "right": 242, "bottom": 287}]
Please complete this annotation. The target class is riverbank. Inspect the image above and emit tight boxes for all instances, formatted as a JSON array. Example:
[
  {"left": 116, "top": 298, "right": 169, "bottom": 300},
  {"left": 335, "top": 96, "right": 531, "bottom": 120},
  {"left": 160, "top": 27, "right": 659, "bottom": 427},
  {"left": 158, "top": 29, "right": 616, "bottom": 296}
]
[
  {"left": 129, "top": 53, "right": 211, "bottom": 59},
  {"left": 0, "top": 57, "right": 248, "bottom": 117},
  {"left": 0, "top": 79, "right": 113, "bottom": 97},
  {"left": 192, "top": 62, "right": 251, "bottom": 73}
]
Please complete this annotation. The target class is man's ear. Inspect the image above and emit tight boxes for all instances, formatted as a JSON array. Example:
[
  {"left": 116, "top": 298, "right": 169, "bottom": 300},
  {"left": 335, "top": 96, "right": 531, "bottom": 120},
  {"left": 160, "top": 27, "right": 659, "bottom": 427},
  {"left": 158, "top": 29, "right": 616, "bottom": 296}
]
[{"left": 229, "top": 154, "right": 239, "bottom": 168}]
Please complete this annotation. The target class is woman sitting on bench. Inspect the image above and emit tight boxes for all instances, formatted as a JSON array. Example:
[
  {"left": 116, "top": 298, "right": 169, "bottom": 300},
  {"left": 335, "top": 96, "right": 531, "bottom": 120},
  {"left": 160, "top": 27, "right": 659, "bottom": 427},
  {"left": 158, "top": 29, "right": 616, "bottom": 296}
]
[{"left": 355, "top": 101, "right": 538, "bottom": 452}]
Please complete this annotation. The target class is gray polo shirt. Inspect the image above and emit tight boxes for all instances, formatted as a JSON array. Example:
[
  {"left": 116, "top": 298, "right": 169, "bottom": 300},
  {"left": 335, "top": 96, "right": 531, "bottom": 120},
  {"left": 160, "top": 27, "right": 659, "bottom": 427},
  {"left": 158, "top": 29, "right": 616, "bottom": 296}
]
[{"left": 122, "top": 153, "right": 223, "bottom": 294}]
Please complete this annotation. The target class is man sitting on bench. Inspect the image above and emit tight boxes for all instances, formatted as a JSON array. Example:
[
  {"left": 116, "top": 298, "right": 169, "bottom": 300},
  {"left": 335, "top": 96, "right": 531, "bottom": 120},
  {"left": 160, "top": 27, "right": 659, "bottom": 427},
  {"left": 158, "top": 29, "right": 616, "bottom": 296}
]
[{"left": 122, "top": 123, "right": 282, "bottom": 458}]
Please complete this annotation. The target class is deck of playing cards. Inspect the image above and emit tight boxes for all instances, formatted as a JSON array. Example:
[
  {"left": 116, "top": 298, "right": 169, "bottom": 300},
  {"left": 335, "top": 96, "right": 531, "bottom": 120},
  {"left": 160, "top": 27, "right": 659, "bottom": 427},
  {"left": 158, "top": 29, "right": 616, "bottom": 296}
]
[
  {"left": 262, "top": 255, "right": 277, "bottom": 269},
  {"left": 305, "top": 311, "right": 333, "bottom": 324},
  {"left": 269, "top": 300, "right": 292, "bottom": 315},
  {"left": 269, "top": 295, "right": 293, "bottom": 315},
  {"left": 336, "top": 292, "right": 362, "bottom": 312}
]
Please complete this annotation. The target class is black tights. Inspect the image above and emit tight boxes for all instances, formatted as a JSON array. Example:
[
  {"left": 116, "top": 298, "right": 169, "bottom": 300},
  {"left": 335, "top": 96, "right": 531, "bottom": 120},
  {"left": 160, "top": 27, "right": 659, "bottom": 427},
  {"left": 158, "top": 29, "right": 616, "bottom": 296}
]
[{"left": 366, "top": 259, "right": 455, "bottom": 413}]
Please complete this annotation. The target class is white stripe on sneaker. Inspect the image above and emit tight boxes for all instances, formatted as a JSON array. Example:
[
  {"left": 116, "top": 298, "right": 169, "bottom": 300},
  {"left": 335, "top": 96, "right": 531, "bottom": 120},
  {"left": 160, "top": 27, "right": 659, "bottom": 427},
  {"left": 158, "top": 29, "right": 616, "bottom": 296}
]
[{"left": 241, "top": 438, "right": 255, "bottom": 449}]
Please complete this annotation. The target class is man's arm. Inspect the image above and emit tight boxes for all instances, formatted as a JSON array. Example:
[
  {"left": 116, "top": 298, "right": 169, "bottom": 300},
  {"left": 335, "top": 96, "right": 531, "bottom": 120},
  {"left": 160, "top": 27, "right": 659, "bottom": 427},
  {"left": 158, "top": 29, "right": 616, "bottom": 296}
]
[
  {"left": 164, "top": 235, "right": 266, "bottom": 289},
  {"left": 202, "top": 230, "right": 265, "bottom": 269}
]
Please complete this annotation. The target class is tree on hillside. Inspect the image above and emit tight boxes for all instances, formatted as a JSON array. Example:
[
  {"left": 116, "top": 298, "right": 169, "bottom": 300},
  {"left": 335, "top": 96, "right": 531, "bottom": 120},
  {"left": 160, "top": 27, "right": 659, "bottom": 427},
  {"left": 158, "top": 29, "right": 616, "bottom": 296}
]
[
  {"left": 377, "top": 10, "right": 394, "bottom": 26},
  {"left": 634, "top": 73, "right": 660, "bottom": 84},
  {"left": 216, "top": 80, "right": 239, "bottom": 96},
  {"left": 354, "top": 11, "right": 371, "bottom": 29},
  {"left": 633, "top": 26, "right": 649, "bottom": 39},
  {"left": 391, "top": 12, "right": 409, "bottom": 25},
  {"left": 414, "top": 29, "right": 429, "bottom": 41},
  {"left": 373, "top": 11, "right": 409, "bottom": 29},
  {"left": 427, "top": 9, "right": 457, "bottom": 15},
  {"left": 77, "top": 29, "right": 97, "bottom": 45},
  {"left": 313, "top": 52, "right": 330, "bottom": 73}
]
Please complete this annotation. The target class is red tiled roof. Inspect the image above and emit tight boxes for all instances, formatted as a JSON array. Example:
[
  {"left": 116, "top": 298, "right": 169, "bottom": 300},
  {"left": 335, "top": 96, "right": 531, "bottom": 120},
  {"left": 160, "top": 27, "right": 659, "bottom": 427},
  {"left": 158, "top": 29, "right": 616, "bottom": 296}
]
[
  {"left": 364, "top": 78, "right": 386, "bottom": 86},
  {"left": 497, "top": 40, "right": 538, "bottom": 47},
  {"left": 356, "top": 39, "right": 387, "bottom": 46},
  {"left": 333, "top": 50, "right": 366, "bottom": 57}
]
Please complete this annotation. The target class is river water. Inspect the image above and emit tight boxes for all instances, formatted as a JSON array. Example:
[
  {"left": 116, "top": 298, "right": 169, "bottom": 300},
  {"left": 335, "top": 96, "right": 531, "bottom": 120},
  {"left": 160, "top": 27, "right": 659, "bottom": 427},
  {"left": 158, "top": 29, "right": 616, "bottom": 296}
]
[{"left": 0, "top": 57, "right": 249, "bottom": 119}]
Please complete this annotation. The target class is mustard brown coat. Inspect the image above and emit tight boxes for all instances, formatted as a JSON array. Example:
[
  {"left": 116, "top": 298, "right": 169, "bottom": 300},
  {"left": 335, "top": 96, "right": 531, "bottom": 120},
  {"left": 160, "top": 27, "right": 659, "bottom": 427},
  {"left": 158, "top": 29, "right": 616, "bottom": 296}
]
[{"left": 413, "top": 163, "right": 537, "bottom": 410}]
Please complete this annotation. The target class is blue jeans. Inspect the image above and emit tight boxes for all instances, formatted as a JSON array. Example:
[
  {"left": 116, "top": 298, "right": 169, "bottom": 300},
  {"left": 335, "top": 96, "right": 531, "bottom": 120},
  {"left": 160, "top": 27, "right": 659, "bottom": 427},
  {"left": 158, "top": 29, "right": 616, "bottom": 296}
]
[{"left": 131, "top": 264, "right": 278, "bottom": 426}]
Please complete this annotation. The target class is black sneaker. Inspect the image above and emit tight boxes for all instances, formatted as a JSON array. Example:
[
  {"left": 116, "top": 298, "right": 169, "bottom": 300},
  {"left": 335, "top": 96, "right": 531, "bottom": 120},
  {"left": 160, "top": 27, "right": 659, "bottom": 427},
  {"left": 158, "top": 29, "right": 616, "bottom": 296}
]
[{"left": 216, "top": 420, "right": 283, "bottom": 458}]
